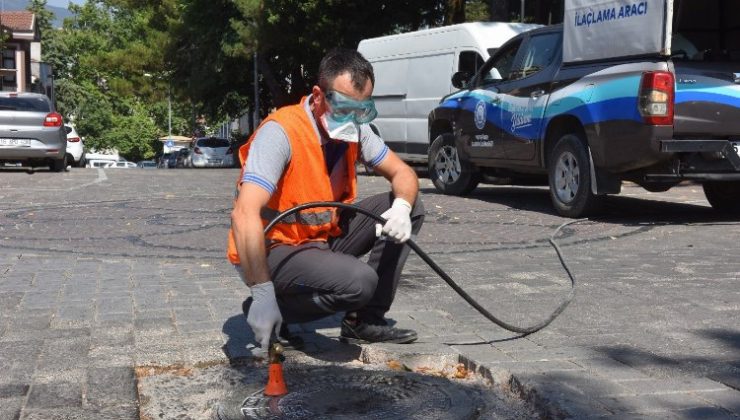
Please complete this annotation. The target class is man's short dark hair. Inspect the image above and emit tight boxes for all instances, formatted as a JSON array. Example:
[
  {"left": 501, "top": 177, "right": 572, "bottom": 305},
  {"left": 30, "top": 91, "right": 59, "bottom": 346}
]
[{"left": 318, "top": 48, "right": 375, "bottom": 92}]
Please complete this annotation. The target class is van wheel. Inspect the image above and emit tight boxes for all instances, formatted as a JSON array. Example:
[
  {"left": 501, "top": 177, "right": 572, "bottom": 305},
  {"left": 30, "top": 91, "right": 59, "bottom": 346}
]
[
  {"left": 428, "top": 133, "right": 480, "bottom": 195},
  {"left": 51, "top": 155, "right": 68, "bottom": 172},
  {"left": 703, "top": 181, "right": 740, "bottom": 213},
  {"left": 548, "top": 134, "right": 600, "bottom": 217}
]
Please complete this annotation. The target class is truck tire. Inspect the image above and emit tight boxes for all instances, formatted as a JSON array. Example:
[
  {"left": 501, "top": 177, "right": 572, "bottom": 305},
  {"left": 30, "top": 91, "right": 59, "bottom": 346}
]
[
  {"left": 548, "top": 134, "right": 600, "bottom": 217},
  {"left": 428, "top": 133, "right": 480, "bottom": 195},
  {"left": 703, "top": 181, "right": 740, "bottom": 213},
  {"left": 50, "top": 155, "right": 68, "bottom": 173}
]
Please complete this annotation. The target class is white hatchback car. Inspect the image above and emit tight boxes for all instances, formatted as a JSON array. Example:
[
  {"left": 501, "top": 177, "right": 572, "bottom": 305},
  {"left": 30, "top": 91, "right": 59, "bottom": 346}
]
[
  {"left": 107, "top": 160, "right": 137, "bottom": 168},
  {"left": 64, "top": 125, "right": 85, "bottom": 167},
  {"left": 190, "top": 137, "right": 231, "bottom": 168}
]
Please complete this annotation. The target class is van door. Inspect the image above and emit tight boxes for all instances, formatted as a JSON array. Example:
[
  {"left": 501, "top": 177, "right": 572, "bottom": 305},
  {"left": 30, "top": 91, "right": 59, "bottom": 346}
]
[
  {"left": 405, "top": 53, "right": 455, "bottom": 156},
  {"left": 459, "top": 39, "right": 524, "bottom": 161},
  {"left": 496, "top": 31, "right": 561, "bottom": 162},
  {"left": 370, "top": 59, "right": 409, "bottom": 154}
]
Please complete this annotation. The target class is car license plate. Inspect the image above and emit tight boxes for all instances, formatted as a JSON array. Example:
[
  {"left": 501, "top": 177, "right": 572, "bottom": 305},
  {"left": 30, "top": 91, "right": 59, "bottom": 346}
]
[
  {"left": 733, "top": 142, "right": 740, "bottom": 158},
  {"left": 209, "top": 159, "right": 222, "bottom": 164},
  {"left": 0, "top": 138, "right": 30, "bottom": 147}
]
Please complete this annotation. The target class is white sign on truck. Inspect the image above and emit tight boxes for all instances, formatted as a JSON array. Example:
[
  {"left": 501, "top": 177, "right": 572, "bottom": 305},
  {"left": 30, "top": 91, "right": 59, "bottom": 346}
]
[{"left": 563, "top": 0, "right": 674, "bottom": 63}]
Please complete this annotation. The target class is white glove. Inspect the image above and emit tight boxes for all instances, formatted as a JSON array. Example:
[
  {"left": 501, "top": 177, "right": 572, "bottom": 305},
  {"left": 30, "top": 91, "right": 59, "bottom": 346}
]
[
  {"left": 246, "top": 282, "right": 282, "bottom": 350},
  {"left": 375, "top": 198, "right": 413, "bottom": 243}
]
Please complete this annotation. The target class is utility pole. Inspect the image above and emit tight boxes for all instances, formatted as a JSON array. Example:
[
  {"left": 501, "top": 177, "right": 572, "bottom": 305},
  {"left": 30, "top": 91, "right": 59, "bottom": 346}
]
[
  {"left": 253, "top": 51, "right": 260, "bottom": 130},
  {"left": 521, "top": 0, "right": 526, "bottom": 22},
  {"left": 168, "top": 84, "right": 172, "bottom": 142}
]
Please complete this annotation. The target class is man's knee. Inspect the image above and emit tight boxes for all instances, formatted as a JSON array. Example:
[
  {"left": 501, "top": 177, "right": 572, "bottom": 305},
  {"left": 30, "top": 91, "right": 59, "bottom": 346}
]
[{"left": 343, "top": 265, "right": 378, "bottom": 307}]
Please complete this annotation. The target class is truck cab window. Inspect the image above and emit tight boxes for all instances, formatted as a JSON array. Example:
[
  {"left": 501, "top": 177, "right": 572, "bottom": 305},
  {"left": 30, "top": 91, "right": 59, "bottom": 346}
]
[
  {"left": 458, "top": 51, "right": 485, "bottom": 75},
  {"left": 477, "top": 40, "right": 522, "bottom": 86},
  {"left": 511, "top": 32, "right": 561, "bottom": 80}
]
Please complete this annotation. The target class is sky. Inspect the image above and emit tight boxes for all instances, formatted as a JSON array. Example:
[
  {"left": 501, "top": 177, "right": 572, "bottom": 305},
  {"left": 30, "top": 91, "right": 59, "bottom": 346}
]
[{"left": 47, "top": 0, "right": 84, "bottom": 7}]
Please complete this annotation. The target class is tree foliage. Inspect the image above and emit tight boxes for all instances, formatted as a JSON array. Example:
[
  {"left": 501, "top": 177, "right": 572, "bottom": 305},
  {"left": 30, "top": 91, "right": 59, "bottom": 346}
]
[
  {"left": 42, "top": 0, "right": 181, "bottom": 161},
  {"left": 38, "top": 0, "right": 562, "bottom": 160}
]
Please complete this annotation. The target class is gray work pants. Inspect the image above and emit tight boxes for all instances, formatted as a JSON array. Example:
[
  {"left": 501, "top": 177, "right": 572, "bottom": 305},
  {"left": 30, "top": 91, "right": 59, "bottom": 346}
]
[{"left": 262, "top": 192, "right": 424, "bottom": 324}]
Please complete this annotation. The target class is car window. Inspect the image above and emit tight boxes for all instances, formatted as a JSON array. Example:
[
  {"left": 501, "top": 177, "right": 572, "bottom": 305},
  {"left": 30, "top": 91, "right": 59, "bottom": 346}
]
[
  {"left": 477, "top": 39, "right": 523, "bottom": 86},
  {"left": 0, "top": 96, "right": 51, "bottom": 112},
  {"left": 197, "top": 138, "right": 229, "bottom": 148},
  {"left": 510, "top": 32, "right": 561, "bottom": 80}
]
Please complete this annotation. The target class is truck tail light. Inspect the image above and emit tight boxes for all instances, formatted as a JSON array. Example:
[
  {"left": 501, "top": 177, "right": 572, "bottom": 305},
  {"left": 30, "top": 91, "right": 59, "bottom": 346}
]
[
  {"left": 639, "top": 71, "right": 674, "bottom": 125},
  {"left": 43, "top": 112, "right": 64, "bottom": 127}
]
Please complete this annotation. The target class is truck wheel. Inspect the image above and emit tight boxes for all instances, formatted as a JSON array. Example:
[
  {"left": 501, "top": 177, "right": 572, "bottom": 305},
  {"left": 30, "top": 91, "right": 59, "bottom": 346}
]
[
  {"left": 703, "top": 181, "right": 740, "bottom": 213},
  {"left": 50, "top": 155, "right": 68, "bottom": 172},
  {"left": 428, "top": 133, "right": 480, "bottom": 195},
  {"left": 548, "top": 134, "right": 600, "bottom": 217}
]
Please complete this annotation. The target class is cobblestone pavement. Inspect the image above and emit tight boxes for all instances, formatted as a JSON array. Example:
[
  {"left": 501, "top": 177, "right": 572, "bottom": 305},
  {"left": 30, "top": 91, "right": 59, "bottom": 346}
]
[{"left": 0, "top": 166, "right": 738, "bottom": 419}]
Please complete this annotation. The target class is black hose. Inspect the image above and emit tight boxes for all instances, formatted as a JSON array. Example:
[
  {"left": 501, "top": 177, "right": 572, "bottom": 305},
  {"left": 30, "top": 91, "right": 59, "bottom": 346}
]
[{"left": 264, "top": 202, "right": 579, "bottom": 335}]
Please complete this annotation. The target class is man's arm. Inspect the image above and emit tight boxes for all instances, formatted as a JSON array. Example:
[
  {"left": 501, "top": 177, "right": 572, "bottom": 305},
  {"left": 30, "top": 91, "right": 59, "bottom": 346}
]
[
  {"left": 373, "top": 149, "right": 419, "bottom": 205},
  {"left": 231, "top": 182, "right": 272, "bottom": 286},
  {"left": 231, "top": 182, "right": 283, "bottom": 349},
  {"left": 371, "top": 150, "right": 419, "bottom": 243}
]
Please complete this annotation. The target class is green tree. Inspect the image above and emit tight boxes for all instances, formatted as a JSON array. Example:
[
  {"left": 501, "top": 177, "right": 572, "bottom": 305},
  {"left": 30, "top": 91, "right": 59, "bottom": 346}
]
[
  {"left": 170, "top": 0, "right": 447, "bottom": 120},
  {"left": 466, "top": 1, "right": 490, "bottom": 21},
  {"left": 42, "top": 0, "right": 183, "bottom": 161},
  {"left": 27, "top": 0, "right": 54, "bottom": 48}
]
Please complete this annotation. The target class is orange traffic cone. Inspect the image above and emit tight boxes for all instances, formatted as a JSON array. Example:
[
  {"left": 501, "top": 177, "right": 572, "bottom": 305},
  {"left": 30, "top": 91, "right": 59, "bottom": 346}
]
[
  {"left": 264, "top": 342, "right": 288, "bottom": 396},
  {"left": 264, "top": 362, "right": 288, "bottom": 396}
]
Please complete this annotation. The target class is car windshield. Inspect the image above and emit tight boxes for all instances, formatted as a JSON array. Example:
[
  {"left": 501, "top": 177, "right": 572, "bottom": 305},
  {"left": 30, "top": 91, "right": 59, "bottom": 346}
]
[
  {"left": 197, "top": 138, "right": 229, "bottom": 148},
  {"left": 0, "top": 97, "right": 51, "bottom": 112}
]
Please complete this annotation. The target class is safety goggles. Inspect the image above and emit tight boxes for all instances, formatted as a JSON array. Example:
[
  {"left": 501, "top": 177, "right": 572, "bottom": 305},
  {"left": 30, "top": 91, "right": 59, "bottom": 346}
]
[{"left": 324, "top": 90, "right": 378, "bottom": 124}]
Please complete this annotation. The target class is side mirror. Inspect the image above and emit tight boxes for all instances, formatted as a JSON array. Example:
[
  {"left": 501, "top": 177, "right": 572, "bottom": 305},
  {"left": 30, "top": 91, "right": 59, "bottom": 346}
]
[{"left": 451, "top": 71, "right": 471, "bottom": 89}]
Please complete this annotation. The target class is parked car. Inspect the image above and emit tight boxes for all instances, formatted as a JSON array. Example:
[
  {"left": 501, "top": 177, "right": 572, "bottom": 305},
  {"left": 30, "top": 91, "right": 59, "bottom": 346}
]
[
  {"left": 88, "top": 159, "right": 117, "bottom": 168},
  {"left": 107, "top": 160, "right": 137, "bottom": 169},
  {"left": 137, "top": 160, "right": 157, "bottom": 169},
  {"left": 190, "top": 137, "right": 230, "bottom": 168},
  {"left": 224, "top": 145, "right": 235, "bottom": 168},
  {"left": 158, "top": 153, "right": 174, "bottom": 168},
  {"left": 64, "top": 125, "right": 85, "bottom": 168},
  {"left": 0, "top": 92, "right": 67, "bottom": 171},
  {"left": 428, "top": 0, "right": 740, "bottom": 216},
  {"left": 175, "top": 148, "right": 191, "bottom": 168},
  {"left": 227, "top": 140, "right": 246, "bottom": 168},
  {"left": 166, "top": 152, "right": 178, "bottom": 168}
]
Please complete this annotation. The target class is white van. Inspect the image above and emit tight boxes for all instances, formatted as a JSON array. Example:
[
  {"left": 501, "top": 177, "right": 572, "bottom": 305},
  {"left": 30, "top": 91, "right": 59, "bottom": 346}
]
[{"left": 358, "top": 22, "right": 540, "bottom": 163}]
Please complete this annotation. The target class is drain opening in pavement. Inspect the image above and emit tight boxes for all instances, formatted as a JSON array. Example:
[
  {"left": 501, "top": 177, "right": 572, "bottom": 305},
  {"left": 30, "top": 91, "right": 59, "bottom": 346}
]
[
  {"left": 215, "top": 366, "right": 481, "bottom": 419},
  {"left": 136, "top": 350, "right": 537, "bottom": 419}
]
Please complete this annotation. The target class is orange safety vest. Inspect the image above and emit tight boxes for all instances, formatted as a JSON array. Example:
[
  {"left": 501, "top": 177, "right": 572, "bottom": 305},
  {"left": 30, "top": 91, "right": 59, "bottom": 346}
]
[{"left": 226, "top": 96, "right": 358, "bottom": 265}]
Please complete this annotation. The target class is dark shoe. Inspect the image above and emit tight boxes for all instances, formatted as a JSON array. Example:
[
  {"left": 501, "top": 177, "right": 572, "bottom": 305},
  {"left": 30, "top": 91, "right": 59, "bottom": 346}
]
[
  {"left": 340, "top": 319, "right": 418, "bottom": 344},
  {"left": 241, "top": 297, "right": 304, "bottom": 350},
  {"left": 277, "top": 324, "right": 304, "bottom": 350}
]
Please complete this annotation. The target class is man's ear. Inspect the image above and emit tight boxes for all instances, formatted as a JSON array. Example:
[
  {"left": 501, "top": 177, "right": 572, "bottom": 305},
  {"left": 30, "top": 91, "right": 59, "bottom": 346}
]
[{"left": 312, "top": 86, "right": 323, "bottom": 104}]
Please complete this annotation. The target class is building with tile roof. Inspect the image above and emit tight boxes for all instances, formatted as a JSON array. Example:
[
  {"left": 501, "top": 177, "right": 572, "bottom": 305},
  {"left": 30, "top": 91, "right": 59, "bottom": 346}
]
[{"left": 0, "top": 10, "right": 49, "bottom": 95}]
